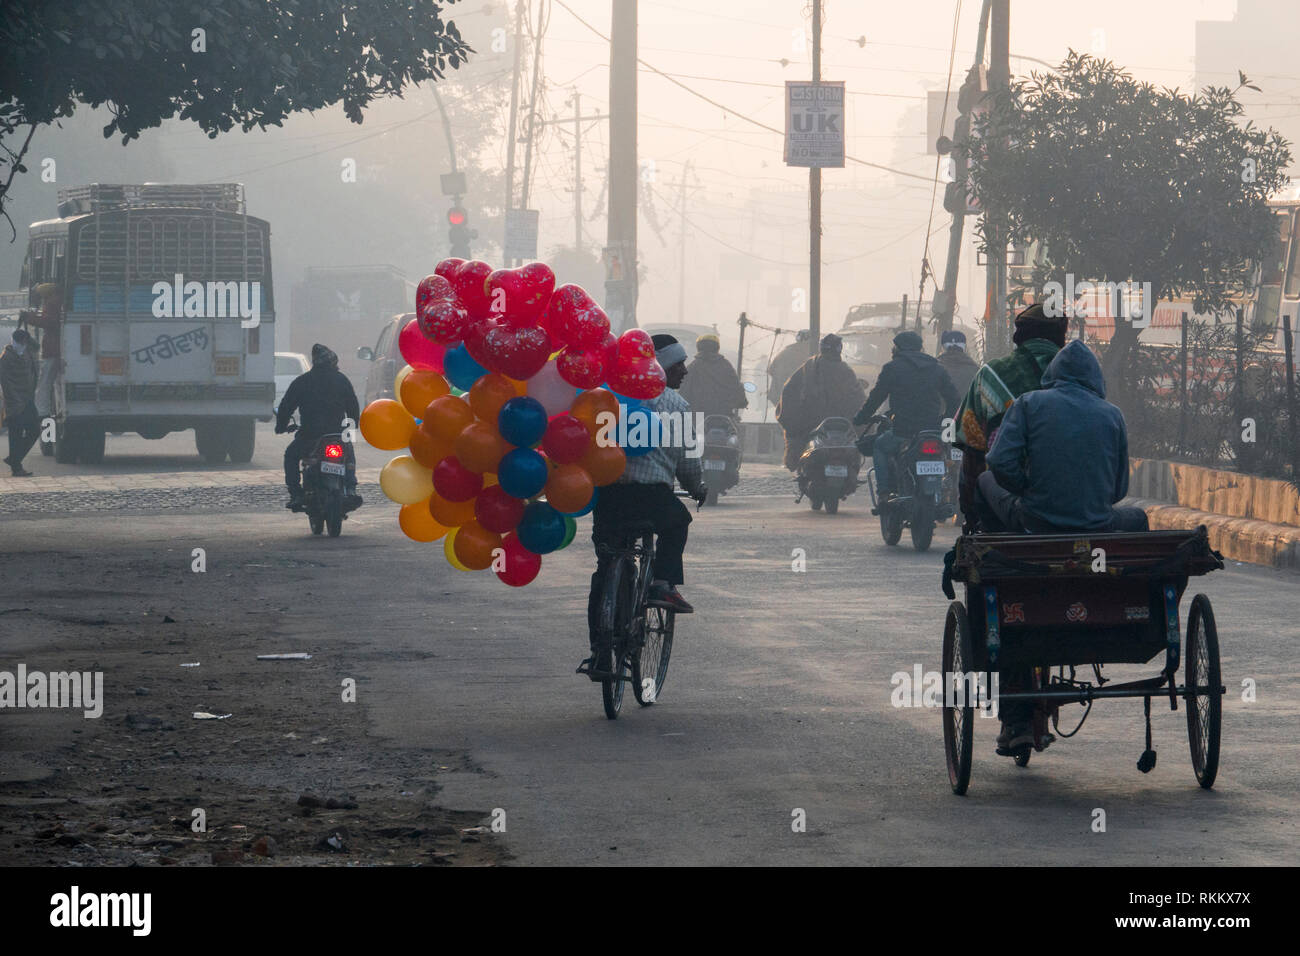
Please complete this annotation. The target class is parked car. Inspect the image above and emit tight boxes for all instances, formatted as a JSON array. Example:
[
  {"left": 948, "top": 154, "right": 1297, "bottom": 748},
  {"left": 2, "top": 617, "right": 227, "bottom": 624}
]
[
  {"left": 356, "top": 312, "right": 410, "bottom": 405},
  {"left": 274, "top": 351, "right": 310, "bottom": 411}
]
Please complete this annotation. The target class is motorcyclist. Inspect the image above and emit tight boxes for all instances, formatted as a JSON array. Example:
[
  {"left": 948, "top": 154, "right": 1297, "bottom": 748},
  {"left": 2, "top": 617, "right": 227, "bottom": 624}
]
[
  {"left": 937, "top": 330, "right": 978, "bottom": 399},
  {"left": 679, "top": 333, "right": 747, "bottom": 419},
  {"left": 776, "top": 333, "right": 865, "bottom": 471},
  {"left": 767, "top": 329, "right": 811, "bottom": 407},
  {"left": 275, "top": 344, "right": 361, "bottom": 509},
  {"left": 852, "top": 330, "right": 959, "bottom": 500}
]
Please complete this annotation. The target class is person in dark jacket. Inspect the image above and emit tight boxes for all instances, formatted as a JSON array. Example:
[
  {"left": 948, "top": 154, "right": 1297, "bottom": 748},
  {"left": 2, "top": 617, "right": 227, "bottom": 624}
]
[
  {"left": 679, "top": 334, "right": 747, "bottom": 419},
  {"left": 937, "top": 329, "right": 978, "bottom": 399},
  {"left": 979, "top": 339, "right": 1148, "bottom": 534},
  {"left": 1, "top": 329, "right": 40, "bottom": 476},
  {"left": 767, "top": 329, "right": 810, "bottom": 407},
  {"left": 853, "top": 330, "right": 959, "bottom": 497},
  {"left": 275, "top": 344, "right": 361, "bottom": 506},
  {"left": 776, "top": 333, "right": 866, "bottom": 470}
]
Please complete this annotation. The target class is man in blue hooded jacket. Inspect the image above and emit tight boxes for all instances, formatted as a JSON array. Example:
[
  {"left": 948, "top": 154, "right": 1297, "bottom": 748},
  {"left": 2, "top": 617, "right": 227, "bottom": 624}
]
[{"left": 978, "top": 340, "right": 1147, "bottom": 534}]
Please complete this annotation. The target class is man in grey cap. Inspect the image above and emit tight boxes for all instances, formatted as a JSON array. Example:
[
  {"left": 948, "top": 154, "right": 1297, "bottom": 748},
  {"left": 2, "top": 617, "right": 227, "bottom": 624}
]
[
  {"left": 1, "top": 329, "right": 40, "bottom": 476},
  {"left": 775, "top": 332, "right": 865, "bottom": 471}
]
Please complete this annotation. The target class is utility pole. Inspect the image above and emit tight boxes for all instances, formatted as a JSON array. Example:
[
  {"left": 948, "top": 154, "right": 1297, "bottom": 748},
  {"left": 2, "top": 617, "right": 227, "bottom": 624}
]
[
  {"left": 516, "top": 0, "right": 547, "bottom": 265},
  {"left": 808, "top": 0, "right": 822, "bottom": 357},
  {"left": 503, "top": 0, "right": 525, "bottom": 229},
  {"left": 932, "top": 0, "right": 991, "bottom": 339},
  {"left": 986, "top": 0, "right": 1010, "bottom": 354},
  {"left": 606, "top": 0, "right": 638, "bottom": 333},
  {"left": 571, "top": 90, "right": 582, "bottom": 251}
]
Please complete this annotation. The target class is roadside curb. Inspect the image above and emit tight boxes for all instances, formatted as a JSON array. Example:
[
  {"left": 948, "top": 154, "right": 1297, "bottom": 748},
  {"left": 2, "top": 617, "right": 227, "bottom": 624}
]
[{"left": 1126, "top": 497, "right": 1300, "bottom": 572}]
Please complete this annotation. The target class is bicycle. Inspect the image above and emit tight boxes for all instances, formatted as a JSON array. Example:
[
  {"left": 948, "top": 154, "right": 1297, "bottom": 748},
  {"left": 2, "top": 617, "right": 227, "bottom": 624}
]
[{"left": 578, "top": 491, "right": 698, "bottom": 719}]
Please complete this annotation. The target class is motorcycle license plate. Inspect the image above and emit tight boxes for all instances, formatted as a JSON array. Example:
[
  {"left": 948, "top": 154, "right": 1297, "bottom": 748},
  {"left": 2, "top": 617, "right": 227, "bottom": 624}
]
[
  {"left": 703, "top": 459, "right": 727, "bottom": 471},
  {"left": 320, "top": 462, "right": 346, "bottom": 476},
  {"left": 950, "top": 448, "right": 963, "bottom": 462},
  {"left": 915, "top": 460, "right": 945, "bottom": 476},
  {"left": 824, "top": 465, "right": 849, "bottom": 477}
]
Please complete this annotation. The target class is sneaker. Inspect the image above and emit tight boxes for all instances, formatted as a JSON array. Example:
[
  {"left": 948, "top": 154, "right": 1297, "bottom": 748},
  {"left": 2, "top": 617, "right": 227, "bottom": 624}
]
[
  {"left": 995, "top": 721, "right": 1033, "bottom": 755},
  {"left": 578, "top": 647, "right": 614, "bottom": 681},
  {"left": 648, "top": 583, "right": 694, "bottom": 614},
  {"left": 286, "top": 491, "right": 305, "bottom": 510},
  {"left": 10, "top": 466, "right": 33, "bottom": 477}
]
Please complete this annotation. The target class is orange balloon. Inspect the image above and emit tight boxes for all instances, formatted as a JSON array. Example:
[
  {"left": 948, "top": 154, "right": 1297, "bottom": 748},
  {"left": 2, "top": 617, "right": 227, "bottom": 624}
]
[
  {"left": 570, "top": 388, "right": 620, "bottom": 438},
  {"left": 483, "top": 472, "right": 499, "bottom": 488},
  {"left": 507, "top": 376, "right": 529, "bottom": 397},
  {"left": 453, "top": 519, "right": 503, "bottom": 571},
  {"left": 424, "top": 394, "right": 475, "bottom": 443},
  {"left": 454, "top": 421, "right": 507, "bottom": 474},
  {"left": 581, "top": 442, "right": 626, "bottom": 486},
  {"left": 409, "top": 421, "right": 455, "bottom": 469},
  {"left": 545, "top": 463, "right": 595, "bottom": 513},
  {"left": 399, "top": 501, "right": 449, "bottom": 542},
  {"left": 400, "top": 368, "right": 450, "bottom": 417},
  {"left": 469, "top": 373, "right": 520, "bottom": 425},
  {"left": 360, "top": 399, "right": 417, "bottom": 451},
  {"left": 429, "top": 489, "right": 478, "bottom": 528}
]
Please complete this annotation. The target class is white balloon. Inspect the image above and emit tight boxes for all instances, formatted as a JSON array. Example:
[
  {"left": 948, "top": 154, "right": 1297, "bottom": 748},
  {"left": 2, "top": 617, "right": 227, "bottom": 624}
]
[{"left": 526, "top": 357, "right": 579, "bottom": 417}]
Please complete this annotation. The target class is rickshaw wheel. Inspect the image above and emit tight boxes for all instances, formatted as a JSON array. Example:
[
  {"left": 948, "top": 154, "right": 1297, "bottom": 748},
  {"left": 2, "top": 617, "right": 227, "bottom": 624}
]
[
  {"left": 942, "top": 601, "right": 975, "bottom": 795},
  {"left": 1185, "top": 594, "right": 1222, "bottom": 789}
]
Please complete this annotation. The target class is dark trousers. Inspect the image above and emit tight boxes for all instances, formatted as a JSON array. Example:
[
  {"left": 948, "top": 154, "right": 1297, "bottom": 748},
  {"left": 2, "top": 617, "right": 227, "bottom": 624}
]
[
  {"left": 283, "top": 432, "right": 314, "bottom": 493},
  {"left": 872, "top": 429, "right": 905, "bottom": 495},
  {"left": 5, "top": 402, "right": 39, "bottom": 471},
  {"left": 976, "top": 470, "right": 1149, "bottom": 534},
  {"left": 586, "top": 483, "right": 692, "bottom": 648}
]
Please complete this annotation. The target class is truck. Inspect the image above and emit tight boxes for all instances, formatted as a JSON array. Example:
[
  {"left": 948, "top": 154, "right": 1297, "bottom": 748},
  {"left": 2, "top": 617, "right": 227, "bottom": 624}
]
[{"left": 19, "top": 183, "right": 275, "bottom": 464}]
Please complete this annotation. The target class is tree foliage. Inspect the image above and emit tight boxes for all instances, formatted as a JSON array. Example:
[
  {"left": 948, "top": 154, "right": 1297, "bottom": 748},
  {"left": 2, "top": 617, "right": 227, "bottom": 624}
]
[
  {"left": 0, "top": 0, "right": 473, "bottom": 229},
  {"left": 968, "top": 51, "right": 1291, "bottom": 325}
]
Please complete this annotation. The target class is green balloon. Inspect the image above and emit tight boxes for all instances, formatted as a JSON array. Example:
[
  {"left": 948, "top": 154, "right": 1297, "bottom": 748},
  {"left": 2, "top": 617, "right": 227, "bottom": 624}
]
[
  {"left": 450, "top": 386, "right": 466, "bottom": 397},
  {"left": 558, "top": 514, "right": 578, "bottom": 550}
]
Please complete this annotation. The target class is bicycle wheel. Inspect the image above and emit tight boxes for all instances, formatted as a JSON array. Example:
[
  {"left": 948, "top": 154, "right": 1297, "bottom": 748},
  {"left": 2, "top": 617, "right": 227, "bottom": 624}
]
[
  {"left": 1186, "top": 594, "right": 1222, "bottom": 789},
  {"left": 633, "top": 605, "right": 675, "bottom": 705},
  {"left": 599, "top": 558, "right": 634, "bottom": 720},
  {"left": 942, "top": 601, "right": 975, "bottom": 795}
]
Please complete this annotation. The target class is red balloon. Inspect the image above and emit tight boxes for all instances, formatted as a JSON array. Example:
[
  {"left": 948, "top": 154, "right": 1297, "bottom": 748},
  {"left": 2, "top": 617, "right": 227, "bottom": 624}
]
[
  {"left": 617, "top": 328, "right": 656, "bottom": 362},
  {"left": 483, "top": 324, "right": 552, "bottom": 380},
  {"left": 398, "top": 318, "right": 447, "bottom": 372},
  {"left": 432, "top": 456, "right": 484, "bottom": 502},
  {"left": 434, "top": 258, "right": 465, "bottom": 280},
  {"left": 416, "top": 274, "right": 455, "bottom": 312},
  {"left": 418, "top": 298, "right": 469, "bottom": 345},
  {"left": 609, "top": 357, "right": 667, "bottom": 400},
  {"left": 486, "top": 263, "right": 556, "bottom": 327},
  {"left": 475, "top": 484, "right": 526, "bottom": 534},
  {"left": 462, "top": 314, "right": 501, "bottom": 369},
  {"left": 555, "top": 344, "right": 608, "bottom": 390},
  {"left": 561, "top": 303, "right": 611, "bottom": 349},
  {"left": 541, "top": 284, "right": 595, "bottom": 342},
  {"left": 450, "top": 260, "right": 494, "bottom": 319},
  {"left": 542, "top": 414, "right": 592, "bottom": 463},
  {"left": 497, "top": 531, "right": 542, "bottom": 587}
]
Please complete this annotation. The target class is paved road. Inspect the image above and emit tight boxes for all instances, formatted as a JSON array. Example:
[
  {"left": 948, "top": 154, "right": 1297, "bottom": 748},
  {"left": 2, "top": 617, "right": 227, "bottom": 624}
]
[{"left": 2, "top": 466, "right": 1295, "bottom": 865}]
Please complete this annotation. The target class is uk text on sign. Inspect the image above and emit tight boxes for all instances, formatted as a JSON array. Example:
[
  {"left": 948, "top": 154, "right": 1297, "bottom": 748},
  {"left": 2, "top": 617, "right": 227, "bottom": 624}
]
[{"left": 785, "top": 81, "right": 845, "bottom": 168}]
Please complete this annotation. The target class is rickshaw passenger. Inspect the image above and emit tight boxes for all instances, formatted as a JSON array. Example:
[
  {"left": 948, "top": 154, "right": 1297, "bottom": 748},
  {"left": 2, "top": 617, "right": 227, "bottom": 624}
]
[{"left": 978, "top": 340, "right": 1148, "bottom": 535}]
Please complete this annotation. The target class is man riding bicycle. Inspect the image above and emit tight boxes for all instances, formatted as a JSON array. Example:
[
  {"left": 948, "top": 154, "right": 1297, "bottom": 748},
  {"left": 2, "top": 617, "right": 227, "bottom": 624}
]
[{"left": 584, "top": 334, "right": 708, "bottom": 675}]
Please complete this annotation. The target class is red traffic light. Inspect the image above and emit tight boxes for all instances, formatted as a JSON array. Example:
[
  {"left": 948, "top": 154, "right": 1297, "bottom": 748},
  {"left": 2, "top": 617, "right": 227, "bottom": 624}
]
[{"left": 447, "top": 207, "right": 467, "bottom": 226}]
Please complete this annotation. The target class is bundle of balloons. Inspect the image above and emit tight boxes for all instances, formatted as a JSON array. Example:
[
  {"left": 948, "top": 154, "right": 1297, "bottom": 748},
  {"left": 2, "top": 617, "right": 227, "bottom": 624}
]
[{"left": 358, "top": 257, "right": 668, "bottom": 587}]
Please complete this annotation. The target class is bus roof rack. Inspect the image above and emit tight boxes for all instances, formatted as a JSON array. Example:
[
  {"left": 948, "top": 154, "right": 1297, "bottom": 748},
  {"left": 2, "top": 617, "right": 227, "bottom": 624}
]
[{"left": 56, "top": 183, "right": 245, "bottom": 218}]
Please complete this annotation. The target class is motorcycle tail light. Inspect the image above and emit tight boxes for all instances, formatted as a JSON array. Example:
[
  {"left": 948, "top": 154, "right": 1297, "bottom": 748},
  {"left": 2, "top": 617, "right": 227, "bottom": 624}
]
[
  {"left": 920, "top": 439, "right": 942, "bottom": 455},
  {"left": 324, "top": 444, "right": 344, "bottom": 460}
]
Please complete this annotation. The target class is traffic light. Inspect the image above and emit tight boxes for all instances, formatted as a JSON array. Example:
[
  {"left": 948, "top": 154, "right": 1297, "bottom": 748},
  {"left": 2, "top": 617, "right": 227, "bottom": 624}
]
[{"left": 448, "top": 205, "right": 477, "bottom": 259}]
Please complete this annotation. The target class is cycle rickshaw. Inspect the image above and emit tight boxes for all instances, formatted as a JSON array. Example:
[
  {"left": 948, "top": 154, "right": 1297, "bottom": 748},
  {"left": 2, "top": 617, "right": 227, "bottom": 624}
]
[{"left": 941, "top": 526, "right": 1225, "bottom": 794}]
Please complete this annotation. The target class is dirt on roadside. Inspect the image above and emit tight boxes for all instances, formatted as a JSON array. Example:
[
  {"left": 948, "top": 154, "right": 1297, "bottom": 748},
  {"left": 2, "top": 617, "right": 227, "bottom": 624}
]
[{"left": 0, "top": 524, "right": 510, "bottom": 867}]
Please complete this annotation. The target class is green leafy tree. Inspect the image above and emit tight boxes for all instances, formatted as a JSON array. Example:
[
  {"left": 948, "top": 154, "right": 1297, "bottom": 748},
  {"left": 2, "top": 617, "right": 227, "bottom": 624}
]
[
  {"left": 967, "top": 52, "right": 1291, "bottom": 406},
  {"left": 0, "top": 0, "right": 472, "bottom": 234}
]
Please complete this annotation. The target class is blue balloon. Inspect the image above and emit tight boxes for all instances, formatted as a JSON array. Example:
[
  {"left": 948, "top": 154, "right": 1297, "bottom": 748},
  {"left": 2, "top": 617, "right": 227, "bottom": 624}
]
[
  {"left": 621, "top": 406, "right": 659, "bottom": 458},
  {"left": 517, "top": 501, "right": 567, "bottom": 555},
  {"left": 498, "top": 396, "right": 548, "bottom": 448},
  {"left": 497, "top": 447, "right": 548, "bottom": 499},
  {"left": 443, "top": 344, "right": 486, "bottom": 390},
  {"left": 560, "top": 485, "right": 598, "bottom": 518}
]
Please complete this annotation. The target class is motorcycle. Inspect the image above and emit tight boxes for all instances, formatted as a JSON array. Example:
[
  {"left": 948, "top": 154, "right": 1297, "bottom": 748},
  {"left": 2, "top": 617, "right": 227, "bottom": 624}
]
[
  {"left": 699, "top": 414, "right": 741, "bottom": 505},
  {"left": 795, "top": 416, "right": 863, "bottom": 515},
  {"left": 285, "top": 421, "right": 362, "bottom": 537},
  {"left": 863, "top": 414, "right": 953, "bottom": 551}
]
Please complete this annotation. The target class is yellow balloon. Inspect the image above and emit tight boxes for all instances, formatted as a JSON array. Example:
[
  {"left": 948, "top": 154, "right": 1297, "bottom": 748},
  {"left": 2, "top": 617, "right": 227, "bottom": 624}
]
[
  {"left": 380, "top": 455, "right": 433, "bottom": 505},
  {"left": 444, "top": 526, "right": 472, "bottom": 571},
  {"left": 398, "top": 501, "right": 448, "bottom": 542},
  {"left": 361, "top": 399, "right": 416, "bottom": 451},
  {"left": 394, "top": 364, "right": 414, "bottom": 399},
  {"left": 483, "top": 472, "right": 499, "bottom": 488}
]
